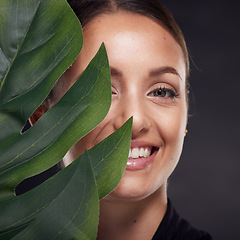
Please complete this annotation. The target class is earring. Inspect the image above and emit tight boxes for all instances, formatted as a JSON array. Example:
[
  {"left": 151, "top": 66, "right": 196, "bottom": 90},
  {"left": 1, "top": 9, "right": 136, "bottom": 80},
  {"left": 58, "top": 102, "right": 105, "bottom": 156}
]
[{"left": 185, "top": 129, "right": 188, "bottom": 135}]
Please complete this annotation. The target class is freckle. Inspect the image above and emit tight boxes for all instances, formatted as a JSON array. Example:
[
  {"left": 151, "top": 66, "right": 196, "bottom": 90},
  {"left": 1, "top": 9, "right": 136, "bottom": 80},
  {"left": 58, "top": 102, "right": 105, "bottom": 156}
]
[{"left": 133, "top": 220, "right": 137, "bottom": 223}]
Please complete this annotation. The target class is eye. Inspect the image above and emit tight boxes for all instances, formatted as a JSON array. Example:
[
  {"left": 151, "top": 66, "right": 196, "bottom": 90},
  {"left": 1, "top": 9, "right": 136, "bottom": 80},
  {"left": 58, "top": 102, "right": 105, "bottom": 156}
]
[{"left": 148, "top": 87, "right": 178, "bottom": 98}]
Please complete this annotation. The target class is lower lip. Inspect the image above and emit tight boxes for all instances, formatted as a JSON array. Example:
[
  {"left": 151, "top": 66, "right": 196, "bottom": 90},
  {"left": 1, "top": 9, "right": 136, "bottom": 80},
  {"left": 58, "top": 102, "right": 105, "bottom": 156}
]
[{"left": 126, "top": 150, "right": 158, "bottom": 171}]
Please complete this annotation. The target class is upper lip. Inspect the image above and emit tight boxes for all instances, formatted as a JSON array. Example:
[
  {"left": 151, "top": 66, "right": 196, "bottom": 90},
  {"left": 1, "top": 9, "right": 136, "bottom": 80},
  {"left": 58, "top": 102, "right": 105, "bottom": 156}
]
[{"left": 130, "top": 140, "right": 158, "bottom": 149}]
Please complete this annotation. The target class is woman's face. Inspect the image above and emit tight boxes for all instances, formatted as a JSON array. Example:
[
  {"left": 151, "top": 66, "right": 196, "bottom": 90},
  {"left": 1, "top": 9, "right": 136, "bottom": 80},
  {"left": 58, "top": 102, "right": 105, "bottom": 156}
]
[{"left": 62, "top": 12, "right": 187, "bottom": 201}]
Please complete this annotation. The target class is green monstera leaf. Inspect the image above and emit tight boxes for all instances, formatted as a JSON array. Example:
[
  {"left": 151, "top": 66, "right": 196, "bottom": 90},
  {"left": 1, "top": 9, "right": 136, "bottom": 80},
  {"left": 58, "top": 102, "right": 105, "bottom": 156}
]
[
  {"left": 0, "top": 120, "right": 132, "bottom": 239},
  {"left": 0, "top": 0, "right": 132, "bottom": 239}
]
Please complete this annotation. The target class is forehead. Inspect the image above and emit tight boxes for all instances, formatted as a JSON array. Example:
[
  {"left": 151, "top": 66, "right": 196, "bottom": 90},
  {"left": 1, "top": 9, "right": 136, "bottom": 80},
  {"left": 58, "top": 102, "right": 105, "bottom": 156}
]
[{"left": 77, "top": 12, "right": 186, "bottom": 81}]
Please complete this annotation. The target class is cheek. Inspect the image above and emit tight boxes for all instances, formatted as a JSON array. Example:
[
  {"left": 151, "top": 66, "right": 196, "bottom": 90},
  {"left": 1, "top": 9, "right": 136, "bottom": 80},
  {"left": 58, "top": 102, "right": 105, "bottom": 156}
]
[
  {"left": 166, "top": 115, "right": 185, "bottom": 141},
  {"left": 157, "top": 105, "right": 187, "bottom": 167},
  {"left": 157, "top": 104, "right": 186, "bottom": 139}
]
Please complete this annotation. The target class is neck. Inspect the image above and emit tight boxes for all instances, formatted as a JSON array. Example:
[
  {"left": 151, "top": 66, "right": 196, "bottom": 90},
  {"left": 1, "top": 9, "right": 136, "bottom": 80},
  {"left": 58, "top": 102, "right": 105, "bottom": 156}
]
[{"left": 97, "top": 185, "right": 167, "bottom": 240}]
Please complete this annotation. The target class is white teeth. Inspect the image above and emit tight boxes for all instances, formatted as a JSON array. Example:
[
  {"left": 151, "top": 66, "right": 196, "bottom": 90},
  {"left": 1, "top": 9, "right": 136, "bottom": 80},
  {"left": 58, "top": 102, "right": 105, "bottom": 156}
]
[
  {"left": 144, "top": 148, "right": 151, "bottom": 157},
  {"left": 132, "top": 148, "right": 139, "bottom": 158},
  {"left": 128, "top": 147, "right": 151, "bottom": 159},
  {"left": 139, "top": 148, "right": 144, "bottom": 157}
]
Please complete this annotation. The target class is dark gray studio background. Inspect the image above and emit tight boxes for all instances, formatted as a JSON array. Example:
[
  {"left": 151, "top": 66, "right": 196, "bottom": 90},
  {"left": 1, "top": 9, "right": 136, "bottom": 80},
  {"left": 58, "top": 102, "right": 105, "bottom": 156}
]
[{"left": 160, "top": 1, "right": 240, "bottom": 239}]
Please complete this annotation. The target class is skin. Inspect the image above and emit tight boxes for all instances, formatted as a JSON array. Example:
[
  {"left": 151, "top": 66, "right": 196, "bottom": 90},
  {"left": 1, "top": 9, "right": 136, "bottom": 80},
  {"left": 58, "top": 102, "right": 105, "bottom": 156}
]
[{"left": 31, "top": 11, "right": 188, "bottom": 240}]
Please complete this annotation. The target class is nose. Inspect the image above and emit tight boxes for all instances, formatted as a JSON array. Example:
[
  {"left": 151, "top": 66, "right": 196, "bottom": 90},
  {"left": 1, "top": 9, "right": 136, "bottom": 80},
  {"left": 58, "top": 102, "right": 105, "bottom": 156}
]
[{"left": 113, "top": 94, "right": 151, "bottom": 138}]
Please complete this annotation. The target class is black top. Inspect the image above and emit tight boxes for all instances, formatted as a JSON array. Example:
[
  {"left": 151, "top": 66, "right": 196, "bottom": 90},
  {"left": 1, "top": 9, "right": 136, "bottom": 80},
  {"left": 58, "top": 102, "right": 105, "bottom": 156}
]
[{"left": 152, "top": 200, "right": 213, "bottom": 240}]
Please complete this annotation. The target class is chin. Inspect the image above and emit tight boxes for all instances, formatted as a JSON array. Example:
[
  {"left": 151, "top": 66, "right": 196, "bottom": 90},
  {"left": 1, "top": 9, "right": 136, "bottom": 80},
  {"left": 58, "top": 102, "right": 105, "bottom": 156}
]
[{"left": 104, "top": 170, "right": 167, "bottom": 202}]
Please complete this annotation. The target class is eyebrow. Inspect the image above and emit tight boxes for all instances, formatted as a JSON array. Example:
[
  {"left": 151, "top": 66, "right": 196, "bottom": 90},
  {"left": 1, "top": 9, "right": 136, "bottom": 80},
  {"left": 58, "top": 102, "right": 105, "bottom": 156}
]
[
  {"left": 110, "top": 66, "right": 182, "bottom": 80},
  {"left": 149, "top": 66, "right": 182, "bottom": 81}
]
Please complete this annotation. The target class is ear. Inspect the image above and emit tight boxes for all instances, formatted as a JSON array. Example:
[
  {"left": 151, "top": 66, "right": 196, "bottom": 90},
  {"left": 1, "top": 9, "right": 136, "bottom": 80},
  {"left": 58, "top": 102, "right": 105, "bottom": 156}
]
[{"left": 29, "top": 104, "right": 45, "bottom": 126}]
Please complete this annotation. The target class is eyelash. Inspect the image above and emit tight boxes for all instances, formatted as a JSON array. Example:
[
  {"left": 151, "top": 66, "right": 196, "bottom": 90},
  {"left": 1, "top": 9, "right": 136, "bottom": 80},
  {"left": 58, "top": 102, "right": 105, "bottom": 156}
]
[
  {"left": 112, "top": 86, "right": 179, "bottom": 101},
  {"left": 148, "top": 87, "right": 179, "bottom": 99}
]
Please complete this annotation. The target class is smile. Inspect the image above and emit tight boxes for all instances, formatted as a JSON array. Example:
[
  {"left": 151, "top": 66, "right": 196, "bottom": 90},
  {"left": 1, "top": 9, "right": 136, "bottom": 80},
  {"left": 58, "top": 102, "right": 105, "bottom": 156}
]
[
  {"left": 128, "top": 147, "right": 151, "bottom": 159},
  {"left": 126, "top": 143, "right": 159, "bottom": 171}
]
